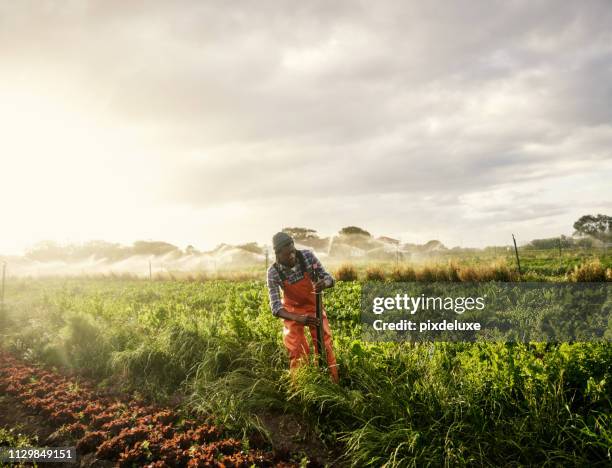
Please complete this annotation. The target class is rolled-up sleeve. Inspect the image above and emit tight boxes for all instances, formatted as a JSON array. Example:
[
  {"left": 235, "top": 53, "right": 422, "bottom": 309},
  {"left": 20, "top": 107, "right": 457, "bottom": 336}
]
[
  {"left": 308, "top": 250, "right": 335, "bottom": 288},
  {"left": 266, "top": 266, "right": 283, "bottom": 317}
]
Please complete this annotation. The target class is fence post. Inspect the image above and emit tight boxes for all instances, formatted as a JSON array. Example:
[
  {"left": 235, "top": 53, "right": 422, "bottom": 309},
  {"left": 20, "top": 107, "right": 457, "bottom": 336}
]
[
  {"left": 149, "top": 260, "right": 152, "bottom": 280},
  {"left": 512, "top": 234, "right": 522, "bottom": 276}
]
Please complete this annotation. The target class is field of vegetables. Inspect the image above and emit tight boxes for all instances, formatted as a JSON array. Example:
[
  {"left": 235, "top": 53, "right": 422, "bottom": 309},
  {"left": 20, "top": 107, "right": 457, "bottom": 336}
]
[{"left": 0, "top": 258, "right": 611, "bottom": 467}]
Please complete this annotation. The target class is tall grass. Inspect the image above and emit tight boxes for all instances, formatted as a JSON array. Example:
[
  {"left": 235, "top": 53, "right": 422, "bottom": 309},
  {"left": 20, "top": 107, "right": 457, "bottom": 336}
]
[
  {"left": 390, "top": 265, "right": 416, "bottom": 282},
  {"left": 339, "top": 259, "right": 519, "bottom": 282},
  {"left": 568, "top": 259, "right": 610, "bottom": 282},
  {"left": 364, "top": 266, "right": 386, "bottom": 281},
  {"left": 335, "top": 264, "right": 359, "bottom": 281}
]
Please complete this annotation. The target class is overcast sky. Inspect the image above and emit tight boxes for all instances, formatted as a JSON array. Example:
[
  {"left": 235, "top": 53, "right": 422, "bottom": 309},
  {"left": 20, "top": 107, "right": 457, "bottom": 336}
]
[{"left": 1, "top": 0, "right": 611, "bottom": 254}]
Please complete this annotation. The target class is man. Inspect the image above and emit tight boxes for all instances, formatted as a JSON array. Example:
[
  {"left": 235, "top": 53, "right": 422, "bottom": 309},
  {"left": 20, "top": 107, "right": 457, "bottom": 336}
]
[{"left": 267, "top": 232, "right": 339, "bottom": 383}]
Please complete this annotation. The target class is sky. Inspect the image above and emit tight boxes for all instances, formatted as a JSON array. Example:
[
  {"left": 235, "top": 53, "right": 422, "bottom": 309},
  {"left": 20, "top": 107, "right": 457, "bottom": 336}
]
[{"left": 1, "top": 0, "right": 611, "bottom": 255}]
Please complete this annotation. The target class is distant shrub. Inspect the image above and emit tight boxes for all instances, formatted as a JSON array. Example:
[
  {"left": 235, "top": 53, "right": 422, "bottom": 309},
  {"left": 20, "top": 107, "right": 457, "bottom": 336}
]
[
  {"left": 391, "top": 263, "right": 466, "bottom": 282},
  {"left": 335, "top": 264, "right": 358, "bottom": 281},
  {"left": 569, "top": 259, "right": 608, "bottom": 282},
  {"left": 365, "top": 266, "right": 386, "bottom": 281},
  {"left": 490, "top": 261, "right": 518, "bottom": 281},
  {"left": 415, "top": 264, "right": 449, "bottom": 282},
  {"left": 520, "top": 271, "right": 547, "bottom": 281},
  {"left": 458, "top": 260, "right": 518, "bottom": 282},
  {"left": 446, "top": 262, "right": 461, "bottom": 282},
  {"left": 457, "top": 265, "right": 479, "bottom": 282},
  {"left": 390, "top": 266, "right": 416, "bottom": 282},
  {"left": 481, "top": 261, "right": 517, "bottom": 281}
]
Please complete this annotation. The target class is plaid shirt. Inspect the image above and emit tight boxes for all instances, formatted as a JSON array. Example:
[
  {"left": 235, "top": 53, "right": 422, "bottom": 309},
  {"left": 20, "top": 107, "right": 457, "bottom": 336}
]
[{"left": 266, "top": 249, "right": 335, "bottom": 317}]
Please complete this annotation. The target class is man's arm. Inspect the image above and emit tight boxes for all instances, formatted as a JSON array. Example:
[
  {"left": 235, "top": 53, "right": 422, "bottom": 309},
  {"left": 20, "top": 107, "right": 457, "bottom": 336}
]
[
  {"left": 307, "top": 250, "right": 335, "bottom": 289},
  {"left": 266, "top": 266, "right": 284, "bottom": 318}
]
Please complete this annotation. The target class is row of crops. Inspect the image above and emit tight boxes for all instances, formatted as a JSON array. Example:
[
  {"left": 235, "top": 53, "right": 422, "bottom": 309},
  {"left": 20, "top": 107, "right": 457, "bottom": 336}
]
[
  {"left": 0, "top": 352, "right": 293, "bottom": 467},
  {"left": 0, "top": 270, "right": 611, "bottom": 466}
]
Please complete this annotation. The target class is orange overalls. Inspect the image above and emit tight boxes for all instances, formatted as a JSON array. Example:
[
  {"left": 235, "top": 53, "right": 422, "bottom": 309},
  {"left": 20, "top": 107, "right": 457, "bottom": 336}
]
[{"left": 281, "top": 270, "right": 339, "bottom": 383}]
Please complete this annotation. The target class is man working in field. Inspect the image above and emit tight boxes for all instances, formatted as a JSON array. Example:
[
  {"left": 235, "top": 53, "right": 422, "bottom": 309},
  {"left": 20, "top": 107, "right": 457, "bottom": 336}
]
[{"left": 267, "top": 232, "right": 339, "bottom": 383}]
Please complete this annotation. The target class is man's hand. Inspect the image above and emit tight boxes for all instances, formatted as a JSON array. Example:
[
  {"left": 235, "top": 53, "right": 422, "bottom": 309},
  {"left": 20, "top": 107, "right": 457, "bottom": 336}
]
[
  {"left": 277, "top": 308, "right": 320, "bottom": 326},
  {"left": 297, "top": 314, "right": 321, "bottom": 327},
  {"left": 313, "top": 279, "right": 327, "bottom": 293}
]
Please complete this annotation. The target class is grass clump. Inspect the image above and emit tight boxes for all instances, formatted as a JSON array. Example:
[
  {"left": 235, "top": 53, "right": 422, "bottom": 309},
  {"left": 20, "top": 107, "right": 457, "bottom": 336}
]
[
  {"left": 364, "top": 266, "right": 386, "bottom": 281},
  {"left": 458, "top": 259, "right": 518, "bottom": 282},
  {"left": 568, "top": 259, "right": 610, "bottom": 282},
  {"left": 389, "top": 265, "right": 416, "bottom": 282},
  {"left": 414, "top": 264, "right": 453, "bottom": 282},
  {"left": 335, "top": 264, "right": 358, "bottom": 281}
]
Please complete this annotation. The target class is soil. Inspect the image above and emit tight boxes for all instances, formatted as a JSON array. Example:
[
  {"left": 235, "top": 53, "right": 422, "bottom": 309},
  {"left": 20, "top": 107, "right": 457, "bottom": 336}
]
[
  {"left": 255, "top": 411, "right": 347, "bottom": 467},
  {"left": 0, "top": 352, "right": 343, "bottom": 467}
]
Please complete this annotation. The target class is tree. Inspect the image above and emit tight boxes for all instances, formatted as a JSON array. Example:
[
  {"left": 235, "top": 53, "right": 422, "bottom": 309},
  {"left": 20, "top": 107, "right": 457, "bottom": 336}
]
[
  {"left": 339, "top": 226, "right": 371, "bottom": 237},
  {"left": 236, "top": 242, "right": 263, "bottom": 254},
  {"left": 185, "top": 245, "right": 200, "bottom": 255},
  {"left": 559, "top": 234, "right": 574, "bottom": 249},
  {"left": 525, "top": 237, "right": 561, "bottom": 250},
  {"left": 573, "top": 214, "right": 611, "bottom": 243},
  {"left": 74, "top": 240, "right": 126, "bottom": 260},
  {"left": 422, "top": 240, "right": 447, "bottom": 251},
  {"left": 336, "top": 226, "right": 375, "bottom": 251},
  {"left": 25, "top": 240, "right": 65, "bottom": 261},
  {"left": 131, "top": 241, "right": 180, "bottom": 256},
  {"left": 282, "top": 227, "right": 320, "bottom": 241}
]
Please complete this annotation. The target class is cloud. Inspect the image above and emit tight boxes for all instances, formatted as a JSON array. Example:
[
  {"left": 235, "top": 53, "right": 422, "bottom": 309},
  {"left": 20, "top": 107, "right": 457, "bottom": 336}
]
[{"left": 0, "top": 0, "right": 611, "bottom": 251}]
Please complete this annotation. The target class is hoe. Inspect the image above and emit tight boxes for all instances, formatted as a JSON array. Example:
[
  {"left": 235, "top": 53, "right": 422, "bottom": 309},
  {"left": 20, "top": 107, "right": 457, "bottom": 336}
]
[{"left": 312, "top": 270, "right": 327, "bottom": 369}]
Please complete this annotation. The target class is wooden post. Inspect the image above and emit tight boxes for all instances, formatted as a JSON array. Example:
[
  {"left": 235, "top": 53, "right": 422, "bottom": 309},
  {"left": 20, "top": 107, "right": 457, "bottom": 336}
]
[
  {"left": 149, "top": 260, "right": 152, "bottom": 280},
  {"left": 265, "top": 248, "right": 269, "bottom": 272},
  {"left": 512, "top": 234, "right": 522, "bottom": 275}
]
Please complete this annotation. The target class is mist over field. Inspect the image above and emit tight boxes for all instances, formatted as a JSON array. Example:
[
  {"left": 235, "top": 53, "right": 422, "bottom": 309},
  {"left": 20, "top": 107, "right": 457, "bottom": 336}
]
[
  {"left": 1, "top": 220, "right": 608, "bottom": 278},
  {"left": 0, "top": 230, "right": 439, "bottom": 277}
]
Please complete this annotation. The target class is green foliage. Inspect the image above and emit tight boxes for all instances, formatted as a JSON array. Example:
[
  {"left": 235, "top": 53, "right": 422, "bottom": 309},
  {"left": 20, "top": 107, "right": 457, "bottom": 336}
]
[
  {"left": 0, "top": 426, "right": 36, "bottom": 447},
  {"left": 1, "top": 273, "right": 610, "bottom": 466}
]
